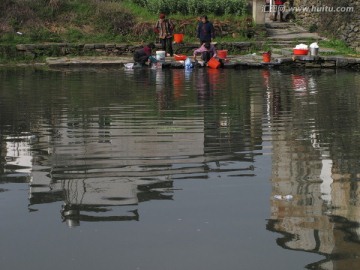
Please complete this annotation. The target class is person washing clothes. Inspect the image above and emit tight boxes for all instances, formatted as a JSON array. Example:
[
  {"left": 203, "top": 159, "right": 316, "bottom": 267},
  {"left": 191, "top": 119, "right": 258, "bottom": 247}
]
[
  {"left": 193, "top": 42, "right": 217, "bottom": 64},
  {"left": 154, "top": 13, "right": 175, "bottom": 57},
  {"left": 133, "top": 43, "right": 156, "bottom": 67}
]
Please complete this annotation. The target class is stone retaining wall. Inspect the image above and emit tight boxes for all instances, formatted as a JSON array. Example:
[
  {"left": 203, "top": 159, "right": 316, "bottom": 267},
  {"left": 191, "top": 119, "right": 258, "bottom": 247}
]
[
  {"left": 294, "top": 0, "right": 360, "bottom": 52},
  {"left": 0, "top": 42, "right": 256, "bottom": 59},
  {"left": 14, "top": 43, "right": 147, "bottom": 58}
]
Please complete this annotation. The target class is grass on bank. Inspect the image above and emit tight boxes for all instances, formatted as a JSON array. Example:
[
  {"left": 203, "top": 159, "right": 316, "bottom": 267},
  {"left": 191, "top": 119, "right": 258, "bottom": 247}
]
[
  {"left": 319, "top": 39, "right": 358, "bottom": 56},
  {"left": 0, "top": 0, "right": 253, "bottom": 45}
]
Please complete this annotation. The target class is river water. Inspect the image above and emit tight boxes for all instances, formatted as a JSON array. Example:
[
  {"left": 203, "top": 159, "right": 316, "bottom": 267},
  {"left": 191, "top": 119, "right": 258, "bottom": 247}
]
[{"left": 1, "top": 66, "right": 360, "bottom": 270}]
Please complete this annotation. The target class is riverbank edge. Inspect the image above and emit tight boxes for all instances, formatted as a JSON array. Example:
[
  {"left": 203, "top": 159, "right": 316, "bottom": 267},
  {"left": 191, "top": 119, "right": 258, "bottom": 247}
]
[
  {"left": 45, "top": 55, "right": 360, "bottom": 71},
  {"left": 1, "top": 42, "right": 360, "bottom": 71}
]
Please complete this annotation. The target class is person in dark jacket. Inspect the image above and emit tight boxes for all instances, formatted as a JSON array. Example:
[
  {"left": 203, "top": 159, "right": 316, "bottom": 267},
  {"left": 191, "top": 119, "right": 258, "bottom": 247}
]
[
  {"left": 133, "top": 43, "right": 156, "bottom": 66},
  {"left": 196, "top": 15, "right": 215, "bottom": 44}
]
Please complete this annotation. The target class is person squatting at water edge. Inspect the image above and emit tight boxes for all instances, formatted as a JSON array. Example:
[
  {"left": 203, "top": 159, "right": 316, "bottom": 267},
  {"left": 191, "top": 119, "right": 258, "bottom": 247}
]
[
  {"left": 154, "top": 13, "right": 175, "bottom": 57},
  {"left": 193, "top": 42, "right": 217, "bottom": 64},
  {"left": 197, "top": 15, "right": 215, "bottom": 44},
  {"left": 133, "top": 43, "right": 157, "bottom": 67}
]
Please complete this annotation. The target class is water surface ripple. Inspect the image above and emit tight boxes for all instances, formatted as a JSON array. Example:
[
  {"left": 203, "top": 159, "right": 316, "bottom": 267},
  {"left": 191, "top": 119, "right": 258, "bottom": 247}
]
[{"left": 1, "top": 67, "right": 360, "bottom": 270}]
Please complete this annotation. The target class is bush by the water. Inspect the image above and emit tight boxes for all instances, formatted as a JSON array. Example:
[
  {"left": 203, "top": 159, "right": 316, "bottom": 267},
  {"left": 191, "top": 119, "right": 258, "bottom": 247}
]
[{"left": 132, "top": 0, "right": 248, "bottom": 16}]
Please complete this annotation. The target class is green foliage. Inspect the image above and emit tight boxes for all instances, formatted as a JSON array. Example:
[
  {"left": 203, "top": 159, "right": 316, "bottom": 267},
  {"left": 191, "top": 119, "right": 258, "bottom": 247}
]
[
  {"left": 26, "top": 0, "right": 65, "bottom": 20},
  {"left": 121, "top": 0, "right": 155, "bottom": 21},
  {"left": 0, "top": 33, "right": 27, "bottom": 44},
  {"left": 28, "top": 27, "right": 62, "bottom": 42},
  {"left": 94, "top": 2, "right": 136, "bottom": 36},
  {"left": 0, "top": 0, "right": 253, "bottom": 45},
  {"left": 308, "top": 24, "right": 318, "bottom": 33},
  {"left": 132, "top": 0, "right": 248, "bottom": 16},
  {"left": 319, "top": 39, "right": 357, "bottom": 55},
  {"left": 8, "top": 18, "right": 22, "bottom": 31},
  {"left": 0, "top": 45, "right": 37, "bottom": 63},
  {"left": 65, "top": 28, "right": 85, "bottom": 42}
]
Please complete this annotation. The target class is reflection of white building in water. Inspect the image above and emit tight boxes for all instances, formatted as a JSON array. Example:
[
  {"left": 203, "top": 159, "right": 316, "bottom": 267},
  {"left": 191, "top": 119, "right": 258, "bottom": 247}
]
[
  {"left": 5, "top": 115, "right": 206, "bottom": 226},
  {"left": 3, "top": 100, "right": 257, "bottom": 227},
  {"left": 268, "top": 117, "right": 360, "bottom": 269},
  {"left": 4, "top": 134, "right": 35, "bottom": 178}
]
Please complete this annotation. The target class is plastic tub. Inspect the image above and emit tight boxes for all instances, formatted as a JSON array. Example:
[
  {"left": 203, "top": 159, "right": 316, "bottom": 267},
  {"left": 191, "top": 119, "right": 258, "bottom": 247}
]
[
  {"left": 207, "top": 57, "right": 221, "bottom": 69},
  {"left": 174, "top": 54, "right": 187, "bottom": 61},
  {"left": 217, "top": 50, "right": 228, "bottom": 59},
  {"left": 173, "top": 33, "right": 184, "bottom": 43},
  {"left": 293, "top": 49, "right": 309, "bottom": 55},
  {"left": 156, "top": 51, "right": 166, "bottom": 62}
]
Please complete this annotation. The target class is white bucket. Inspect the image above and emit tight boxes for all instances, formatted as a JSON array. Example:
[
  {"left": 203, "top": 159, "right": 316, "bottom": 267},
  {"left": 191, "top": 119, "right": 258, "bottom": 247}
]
[
  {"left": 310, "top": 47, "right": 319, "bottom": 56},
  {"left": 310, "top": 42, "right": 319, "bottom": 56},
  {"left": 156, "top": 51, "right": 166, "bottom": 62}
]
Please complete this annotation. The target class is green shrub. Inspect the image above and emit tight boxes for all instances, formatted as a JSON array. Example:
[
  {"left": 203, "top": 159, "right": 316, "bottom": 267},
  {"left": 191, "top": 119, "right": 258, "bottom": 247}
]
[
  {"left": 28, "top": 27, "right": 62, "bottom": 42},
  {"left": 94, "top": 1, "right": 136, "bottom": 35},
  {"left": 65, "top": 28, "right": 85, "bottom": 42},
  {"left": 308, "top": 24, "right": 318, "bottom": 33},
  {"left": 132, "top": 0, "right": 248, "bottom": 15},
  {"left": 0, "top": 45, "right": 36, "bottom": 63}
]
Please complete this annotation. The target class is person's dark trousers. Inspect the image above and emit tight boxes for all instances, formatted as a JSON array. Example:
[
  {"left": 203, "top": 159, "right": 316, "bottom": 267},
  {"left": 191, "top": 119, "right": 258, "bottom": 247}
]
[
  {"left": 274, "top": 5, "right": 284, "bottom": 21},
  {"left": 160, "top": 37, "right": 173, "bottom": 56},
  {"left": 136, "top": 56, "right": 148, "bottom": 66},
  {"left": 133, "top": 54, "right": 148, "bottom": 66},
  {"left": 201, "top": 51, "right": 213, "bottom": 63},
  {"left": 274, "top": 10, "right": 284, "bottom": 21}
]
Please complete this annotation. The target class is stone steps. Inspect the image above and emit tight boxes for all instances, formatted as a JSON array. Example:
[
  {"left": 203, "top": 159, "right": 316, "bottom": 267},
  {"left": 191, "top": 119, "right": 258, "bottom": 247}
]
[{"left": 265, "top": 19, "right": 325, "bottom": 49}]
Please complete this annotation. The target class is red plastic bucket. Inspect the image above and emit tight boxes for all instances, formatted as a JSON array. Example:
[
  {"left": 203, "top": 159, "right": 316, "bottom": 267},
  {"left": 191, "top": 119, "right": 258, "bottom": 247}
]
[
  {"left": 262, "top": 52, "right": 271, "bottom": 63},
  {"left": 207, "top": 57, "right": 221, "bottom": 69},
  {"left": 173, "top": 33, "right": 184, "bottom": 43},
  {"left": 217, "top": 50, "right": 228, "bottom": 59}
]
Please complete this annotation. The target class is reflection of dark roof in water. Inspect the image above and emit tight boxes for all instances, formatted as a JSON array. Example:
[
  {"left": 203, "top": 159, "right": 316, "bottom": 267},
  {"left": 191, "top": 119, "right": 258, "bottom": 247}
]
[
  {"left": 61, "top": 206, "right": 139, "bottom": 226},
  {"left": 29, "top": 178, "right": 174, "bottom": 226}
]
